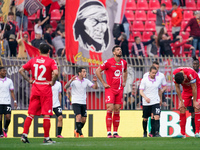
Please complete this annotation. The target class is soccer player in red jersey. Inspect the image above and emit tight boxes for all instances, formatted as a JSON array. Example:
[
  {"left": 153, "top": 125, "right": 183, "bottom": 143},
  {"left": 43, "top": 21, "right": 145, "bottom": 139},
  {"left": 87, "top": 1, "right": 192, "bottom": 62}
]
[
  {"left": 19, "top": 43, "right": 58, "bottom": 143},
  {"left": 96, "top": 45, "right": 127, "bottom": 138},
  {"left": 173, "top": 67, "right": 200, "bottom": 138}
]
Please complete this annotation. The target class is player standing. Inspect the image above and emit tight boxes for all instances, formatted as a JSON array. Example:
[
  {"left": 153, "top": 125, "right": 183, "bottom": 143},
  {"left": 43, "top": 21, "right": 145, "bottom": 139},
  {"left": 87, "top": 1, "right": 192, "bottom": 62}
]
[
  {"left": 19, "top": 43, "right": 58, "bottom": 143},
  {"left": 0, "top": 67, "right": 17, "bottom": 138},
  {"left": 52, "top": 79, "right": 64, "bottom": 138},
  {"left": 173, "top": 67, "right": 200, "bottom": 138},
  {"left": 140, "top": 66, "right": 162, "bottom": 137},
  {"left": 143, "top": 61, "right": 167, "bottom": 137},
  {"left": 65, "top": 67, "right": 98, "bottom": 138},
  {"left": 96, "top": 45, "right": 127, "bottom": 138}
]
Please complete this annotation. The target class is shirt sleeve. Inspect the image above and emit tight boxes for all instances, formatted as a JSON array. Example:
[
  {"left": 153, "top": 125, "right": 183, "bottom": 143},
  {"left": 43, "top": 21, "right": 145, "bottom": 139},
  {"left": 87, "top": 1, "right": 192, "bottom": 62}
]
[
  {"left": 59, "top": 82, "right": 62, "bottom": 93},
  {"left": 188, "top": 71, "right": 197, "bottom": 84},
  {"left": 22, "top": 59, "right": 32, "bottom": 71},
  {"left": 161, "top": 74, "right": 167, "bottom": 86},
  {"left": 100, "top": 60, "right": 109, "bottom": 71},
  {"left": 51, "top": 59, "right": 58, "bottom": 71},
  {"left": 9, "top": 80, "right": 14, "bottom": 90},
  {"left": 139, "top": 79, "right": 145, "bottom": 90},
  {"left": 87, "top": 79, "right": 94, "bottom": 88}
]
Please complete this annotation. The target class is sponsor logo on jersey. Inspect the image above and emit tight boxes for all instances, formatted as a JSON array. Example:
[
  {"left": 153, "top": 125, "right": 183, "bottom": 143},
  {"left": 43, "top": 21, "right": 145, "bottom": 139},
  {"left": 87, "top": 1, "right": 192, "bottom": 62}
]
[
  {"left": 36, "top": 59, "right": 45, "bottom": 63},
  {"left": 115, "top": 63, "right": 121, "bottom": 65},
  {"left": 114, "top": 70, "right": 120, "bottom": 77}
]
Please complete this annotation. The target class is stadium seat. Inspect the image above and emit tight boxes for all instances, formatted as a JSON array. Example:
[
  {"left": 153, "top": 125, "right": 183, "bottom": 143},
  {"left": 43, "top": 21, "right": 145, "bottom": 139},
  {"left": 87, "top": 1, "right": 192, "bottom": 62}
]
[
  {"left": 126, "top": 0, "right": 136, "bottom": 10},
  {"left": 50, "top": 20, "right": 58, "bottom": 31},
  {"left": 181, "top": 21, "right": 190, "bottom": 32},
  {"left": 51, "top": 9, "right": 61, "bottom": 20},
  {"left": 129, "top": 31, "right": 142, "bottom": 42},
  {"left": 125, "top": 10, "right": 135, "bottom": 21},
  {"left": 186, "top": 0, "right": 196, "bottom": 10},
  {"left": 147, "top": 11, "right": 156, "bottom": 21},
  {"left": 149, "top": 0, "right": 160, "bottom": 10},
  {"left": 142, "top": 31, "right": 153, "bottom": 41},
  {"left": 197, "top": 0, "right": 200, "bottom": 10},
  {"left": 180, "top": 32, "right": 190, "bottom": 40},
  {"left": 131, "top": 21, "right": 144, "bottom": 31},
  {"left": 36, "top": 10, "right": 40, "bottom": 19},
  {"left": 183, "top": 11, "right": 194, "bottom": 21},
  {"left": 144, "top": 21, "right": 156, "bottom": 31},
  {"left": 161, "top": 0, "right": 172, "bottom": 10},
  {"left": 136, "top": 0, "right": 149, "bottom": 10},
  {"left": 28, "top": 14, "right": 36, "bottom": 21},
  {"left": 31, "top": 31, "right": 35, "bottom": 41},
  {"left": 28, "top": 20, "right": 34, "bottom": 32},
  {"left": 135, "top": 10, "right": 147, "bottom": 21}
]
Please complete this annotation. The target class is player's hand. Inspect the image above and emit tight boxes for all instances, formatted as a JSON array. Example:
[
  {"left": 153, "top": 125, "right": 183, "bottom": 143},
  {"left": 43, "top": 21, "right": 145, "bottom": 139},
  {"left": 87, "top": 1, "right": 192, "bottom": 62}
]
[
  {"left": 29, "top": 80, "right": 34, "bottom": 84},
  {"left": 193, "top": 101, "right": 200, "bottom": 110},
  {"left": 122, "top": 82, "right": 126, "bottom": 87},
  {"left": 93, "top": 76, "right": 97, "bottom": 82},
  {"left": 14, "top": 102, "right": 18, "bottom": 110},
  {"left": 179, "top": 101, "right": 185, "bottom": 109},
  {"left": 160, "top": 101, "right": 162, "bottom": 106},
  {"left": 145, "top": 98, "right": 150, "bottom": 103},
  {"left": 71, "top": 75, "right": 77, "bottom": 81},
  {"left": 103, "top": 83, "right": 110, "bottom": 89},
  {"left": 190, "top": 46, "right": 195, "bottom": 50},
  {"left": 182, "top": 31, "right": 185, "bottom": 35}
]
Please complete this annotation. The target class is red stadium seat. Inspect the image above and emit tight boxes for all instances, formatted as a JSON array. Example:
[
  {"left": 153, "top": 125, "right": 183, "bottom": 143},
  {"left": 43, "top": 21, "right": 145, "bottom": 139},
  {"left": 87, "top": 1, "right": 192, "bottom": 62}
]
[
  {"left": 135, "top": 10, "right": 147, "bottom": 21},
  {"left": 126, "top": 0, "right": 136, "bottom": 10},
  {"left": 50, "top": 20, "right": 58, "bottom": 31},
  {"left": 31, "top": 31, "right": 35, "bottom": 41},
  {"left": 136, "top": 0, "right": 149, "bottom": 10},
  {"left": 36, "top": 10, "right": 40, "bottom": 19},
  {"left": 183, "top": 11, "right": 194, "bottom": 21},
  {"left": 161, "top": 0, "right": 172, "bottom": 10},
  {"left": 145, "top": 21, "right": 156, "bottom": 31},
  {"left": 147, "top": 11, "right": 156, "bottom": 21},
  {"left": 180, "top": 32, "right": 190, "bottom": 40},
  {"left": 142, "top": 31, "right": 153, "bottom": 41},
  {"left": 181, "top": 21, "right": 190, "bottom": 32},
  {"left": 197, "top": 0, "right": 200, "bottom": 10},
  {"left": 51, "top": 9, "right": 61, "bottom": 20},
  {"left": 125, "top": 10, "right": 135, "bottom": 21},
  {"left": 149, "top": 0, "right": 160, "bottom": 10},
  {"left": 131, "top": 21, "right": 144, "bottom": 31},
  {"left": 28, "top": 14, "right": 36, "bottom": 21},
  {"left": 129, "top": 31, "right": 142, "bottom": 42},
  {"left": 28, "top": 20, "right": 34, "bottom": 32},
  {"left": 186, "top": 0, "right": 196, "bottom": 10}
]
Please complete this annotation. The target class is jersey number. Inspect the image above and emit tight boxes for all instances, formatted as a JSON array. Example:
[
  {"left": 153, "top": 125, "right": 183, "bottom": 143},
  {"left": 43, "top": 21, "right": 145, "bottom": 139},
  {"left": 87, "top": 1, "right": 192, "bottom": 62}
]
[{"left": 33, "top": 64, "right": 46, "bottom": 81}]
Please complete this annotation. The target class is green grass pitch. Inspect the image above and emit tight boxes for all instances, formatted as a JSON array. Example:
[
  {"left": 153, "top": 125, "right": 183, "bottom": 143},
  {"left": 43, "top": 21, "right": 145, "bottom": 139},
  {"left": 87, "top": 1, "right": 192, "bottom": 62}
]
[{"left": 1, "top": 137, "right": 200, "bottom": 150}]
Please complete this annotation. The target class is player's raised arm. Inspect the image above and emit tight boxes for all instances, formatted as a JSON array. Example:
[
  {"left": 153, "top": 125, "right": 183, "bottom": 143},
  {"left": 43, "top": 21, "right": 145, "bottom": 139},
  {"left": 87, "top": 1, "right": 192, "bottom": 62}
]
[
  {"left": 64, "top": 75, "right": 77, "bottom": 89},
  {"left": 96, "top": 67, "right": 110, "bottom": 88}
]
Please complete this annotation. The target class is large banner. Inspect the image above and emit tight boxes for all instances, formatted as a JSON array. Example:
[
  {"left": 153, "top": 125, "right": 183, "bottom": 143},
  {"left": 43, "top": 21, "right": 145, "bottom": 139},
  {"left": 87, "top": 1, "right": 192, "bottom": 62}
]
[
  {"left": 5, "top": 110, "right": 194, "bottom": 138},
  {"left": 0, "top": 0, "right": 10, "bottom": 22},
  {"left": 65, "top": 0, "right": 117, "bottom": 66}
]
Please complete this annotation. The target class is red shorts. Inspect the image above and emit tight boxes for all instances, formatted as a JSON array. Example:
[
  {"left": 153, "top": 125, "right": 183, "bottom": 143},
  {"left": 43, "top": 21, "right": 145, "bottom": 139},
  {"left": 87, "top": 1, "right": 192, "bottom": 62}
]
[
  {"left": 182, "top": 88, "right": 200, "bottom": 107},
  {"left": 105, "top": 88, "right": 123, "bottom": 105},
  {"left": 28, "top": 95, "right": 53, "bottom": 116}
]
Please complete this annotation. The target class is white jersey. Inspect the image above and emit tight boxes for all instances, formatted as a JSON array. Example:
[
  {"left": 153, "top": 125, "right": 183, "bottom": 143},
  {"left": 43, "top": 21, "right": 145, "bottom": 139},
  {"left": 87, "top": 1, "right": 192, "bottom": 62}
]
[
  {"left": 0, "top": 77, "right": 14, "bottom": 105},
  {"left": 143, "top": 71, "right": 167, "bottom": 86},
  {"left": 139, "top": 75, "right": 162, "bottom": 106},
  {"left": 70, "top": 77, "right": 94, "bottom": 105},
  {"left": 52, "top": 81, "right": 62, "bottom": 108}
]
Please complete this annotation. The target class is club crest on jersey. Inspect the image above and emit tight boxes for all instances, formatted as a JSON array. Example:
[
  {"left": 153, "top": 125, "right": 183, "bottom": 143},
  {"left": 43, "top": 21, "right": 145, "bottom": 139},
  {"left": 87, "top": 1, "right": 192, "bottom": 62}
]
[
  {"left": 114, "top": 70, "right": 121, "bottom": 77},
  {"left": 36, "top": 59, "right": 45, "bottom": 63}
]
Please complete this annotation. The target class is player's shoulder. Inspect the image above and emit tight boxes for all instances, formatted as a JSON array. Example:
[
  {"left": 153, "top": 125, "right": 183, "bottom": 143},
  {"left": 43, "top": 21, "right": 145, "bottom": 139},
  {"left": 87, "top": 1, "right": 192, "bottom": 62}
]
[
  {"left": 143, "top": 72, "right": 149, "bottom": 77},
  {"left": 158, "top": 72, "right": 165, "bottom": 77},
  {"left": 5, "top": 77, "right": 12, "bottom": 82}
]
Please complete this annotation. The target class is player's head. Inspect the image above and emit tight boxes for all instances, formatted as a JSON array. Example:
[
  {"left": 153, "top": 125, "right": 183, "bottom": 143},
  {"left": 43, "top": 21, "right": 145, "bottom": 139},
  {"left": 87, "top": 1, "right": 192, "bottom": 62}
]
[
  {"left": 161, "top": 3, "right": 166, "bottom": 11},
  {"left": 77, "top": 67, "right": 87, "bottom": 78},
  {"left": 174, "top": 72, "right": 185, "bottom": 84},
  {"left": 0, "top": 66, "right": 6, "bottom": 78},
  {"left": 193, "top": 56, "right": 199, "bottom": 72},
  {"left": 112, "top": 45, "right": 122, "bottom": 57},
  {"left": 149, "top": 66, "right": 157, "bottom": 79},
  {"left": 39, "top": 43, "right": 50, "bottom": 54},
  {"left": 152, "top": 61, "right": 159, "bottom": 70}
]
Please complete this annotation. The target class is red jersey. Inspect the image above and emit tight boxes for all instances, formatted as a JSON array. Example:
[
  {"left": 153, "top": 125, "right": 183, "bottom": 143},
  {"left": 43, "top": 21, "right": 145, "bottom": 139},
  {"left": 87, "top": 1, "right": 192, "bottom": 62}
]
[
  {"left": 23, "top": 56, "right": 58, "bottom": 96},
  {"left": 173, "top": 67, "right": 200, "bottom": 92},
  {"left": 100, "top": 58, "right": 127, "bottom": 90}
]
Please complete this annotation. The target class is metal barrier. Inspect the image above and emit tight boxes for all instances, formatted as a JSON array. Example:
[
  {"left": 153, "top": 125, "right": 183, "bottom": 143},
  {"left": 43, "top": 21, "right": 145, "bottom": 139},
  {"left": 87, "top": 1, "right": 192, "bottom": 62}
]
[{"left": 0, "top": 56, "right": 193, "bottom": 110}]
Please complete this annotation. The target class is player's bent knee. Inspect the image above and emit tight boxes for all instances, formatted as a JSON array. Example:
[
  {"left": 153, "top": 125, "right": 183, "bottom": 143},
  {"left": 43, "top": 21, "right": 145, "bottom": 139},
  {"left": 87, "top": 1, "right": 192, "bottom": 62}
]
[
  {"left": 179, "top": 108, "right": 186, "bottom": 113},
  {"left": 58, "top": 116, "right": 63, "bottom": 121}
]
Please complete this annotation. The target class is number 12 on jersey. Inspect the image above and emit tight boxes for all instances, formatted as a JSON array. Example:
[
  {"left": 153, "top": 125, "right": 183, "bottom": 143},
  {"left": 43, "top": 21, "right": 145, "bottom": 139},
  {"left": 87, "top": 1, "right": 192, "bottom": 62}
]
[{"left": 33, "top": 64, "right": 46, "bottom": 81}]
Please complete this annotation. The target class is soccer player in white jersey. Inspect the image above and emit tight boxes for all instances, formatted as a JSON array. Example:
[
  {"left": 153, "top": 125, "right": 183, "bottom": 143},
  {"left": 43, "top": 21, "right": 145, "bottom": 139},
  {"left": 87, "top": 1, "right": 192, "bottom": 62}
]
[
  {"left": 143, "top": 61, "right": 167, "bottom": 137},
  {"left": 0, "top": 67, "right": 17, "bottom": 138},
  {"left": 140, "top": 66, "right": 162, "bottom": 137},
  {"left": 64, "top": 67, "right": 98, "bottom": 138},
  {"left": 52, "top": 79, "right": 63, "bottom": 138}
]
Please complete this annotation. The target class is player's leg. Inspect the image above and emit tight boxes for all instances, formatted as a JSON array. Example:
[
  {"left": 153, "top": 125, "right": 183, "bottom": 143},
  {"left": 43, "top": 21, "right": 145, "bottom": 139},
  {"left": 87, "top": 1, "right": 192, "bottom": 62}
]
[
  {"left": 152, "top": 104, "right": 161, "bottom": 137},
  {"left": 113, "top": 104, "right": 121, "bottom": 138},
  {"left": 149, "top": 113, "right": 155, "bottom": 137},
  {"left": 0, "top": 114, "right": 3, "bottom": 138},
  {"left": 188, "top": 106, "right": 195, "bottom": 134},
  {"left": 72, "top": 104, "right": 82, "bottom": 138},
  {"left": 79, "top": 104, "right": 87, "bottom": 137},
  {"left": 3, "top": 114, "right": 11, "bottom": 138},
  {"left": 142, "top": 106, "right": 151, "bottom": 137},
  {"left": 194, "top": 89, "right": 200, "bottom": 137},
  {"left": 53, "top": 106, "right": 63, "bottom": 138}
]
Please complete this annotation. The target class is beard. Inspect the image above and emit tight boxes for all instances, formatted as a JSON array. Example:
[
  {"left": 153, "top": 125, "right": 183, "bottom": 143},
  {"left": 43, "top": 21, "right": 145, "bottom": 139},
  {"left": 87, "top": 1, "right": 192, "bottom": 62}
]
[{"left": 116, "top": 54, "right": 122, "bottom": 57}]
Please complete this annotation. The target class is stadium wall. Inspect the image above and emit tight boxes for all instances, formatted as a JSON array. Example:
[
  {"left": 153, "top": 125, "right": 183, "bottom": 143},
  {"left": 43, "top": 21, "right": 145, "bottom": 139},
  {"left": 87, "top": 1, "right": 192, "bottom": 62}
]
[{"left": 5, "top": 110, "right": 194, "bottom": 138}]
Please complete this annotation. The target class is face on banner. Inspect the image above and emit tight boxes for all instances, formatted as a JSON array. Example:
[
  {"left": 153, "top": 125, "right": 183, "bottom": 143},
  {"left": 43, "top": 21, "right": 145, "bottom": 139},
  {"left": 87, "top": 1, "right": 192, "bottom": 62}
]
[{"left": 73, "top": 1, "right": 110, "bottom": 53}]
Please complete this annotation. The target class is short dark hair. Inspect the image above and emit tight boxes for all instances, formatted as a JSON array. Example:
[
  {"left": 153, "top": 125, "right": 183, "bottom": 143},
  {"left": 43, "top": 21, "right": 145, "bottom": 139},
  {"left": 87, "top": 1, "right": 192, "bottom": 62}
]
[
  {"left": 77, "top": 67, "right": 85, "bottom": 75},
  {"left": 172, "top": 2, "right": 177, "bottom": 6},
  {"left": 149, "top": 66, "right": 157, "bottom": 72},
  {"left": 39, "top": 43, "right": 50, "bottom": 54},
  {"left": 193, "top": 56, "right": 199, "bottom": 63},
  {"left": 45, "top": 24, "right": 52, "bottom": 30},
  {"left": 35, "top": 19, "right": 40, "bottom": 24},
  {"left": 61, "top": 16, "right": 65, "bottom": 21},
  {"left": 112, "top": 45, "right": 121, "bottom": 52},
  {"left": 161, "top": 3, "right": 166, "bottom": 7},
  {"left": 8, "top": 12, "right": 14, "bottom": 16},
  {"left": 153, "top": 61, "right": 159, "bottom": 65},
  {"left": 51, "top": 32, "right": 56, "bottom": 38},
  {"left": 175, "top": 72, "right": 184, "bottom": 84},
  {"left": 0, "top": 67, "right": 5, "bottom": 71},
  {"left": 134, "top": 36, "right": 139, "bottom": 41}
]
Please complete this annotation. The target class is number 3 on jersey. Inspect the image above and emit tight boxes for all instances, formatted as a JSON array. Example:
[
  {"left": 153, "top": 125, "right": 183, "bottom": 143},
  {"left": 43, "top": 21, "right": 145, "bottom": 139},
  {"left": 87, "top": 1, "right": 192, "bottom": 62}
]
[{"left": 33, "top": 64, "right": 46, "bottom": 81}]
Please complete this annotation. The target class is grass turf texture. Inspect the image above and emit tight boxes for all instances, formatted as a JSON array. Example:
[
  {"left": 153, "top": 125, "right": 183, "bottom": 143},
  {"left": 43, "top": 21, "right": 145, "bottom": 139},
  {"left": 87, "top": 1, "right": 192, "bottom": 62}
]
[{"left": 0, "top": 137, "right": 200, "bottom": 150}]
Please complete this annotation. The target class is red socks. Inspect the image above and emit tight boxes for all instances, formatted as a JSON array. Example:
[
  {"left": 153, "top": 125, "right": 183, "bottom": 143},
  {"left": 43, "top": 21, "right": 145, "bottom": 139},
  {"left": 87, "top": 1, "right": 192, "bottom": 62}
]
[
  {"left": 106, "top": 111, "right": 112, "bottom": 132},
  {"left": 180, "top": 113, "right": 186, "bottom": 135},
  {"left": 23, "top": 115, "right": 33, "bottom": 135},
  {"left": 43, "top": 117, "right": 51, "bottom": 138},
  {"left": 195, "top": 112, "right": 200, "bottom": 134},
  {"left": 113, "top": 112, "right": 120, "bottom": 132}
]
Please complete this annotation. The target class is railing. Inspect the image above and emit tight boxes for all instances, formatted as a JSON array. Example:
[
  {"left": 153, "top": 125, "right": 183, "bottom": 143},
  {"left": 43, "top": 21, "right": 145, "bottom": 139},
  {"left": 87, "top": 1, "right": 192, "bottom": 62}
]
[{"left": 0, "top": 56, "right": 193, "bottom": 110}]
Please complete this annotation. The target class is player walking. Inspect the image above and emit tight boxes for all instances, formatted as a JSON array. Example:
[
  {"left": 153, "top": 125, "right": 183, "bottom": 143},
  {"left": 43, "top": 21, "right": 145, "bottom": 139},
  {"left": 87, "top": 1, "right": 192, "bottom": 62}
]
[
  {"left": 52, "top": 79, "right": 64, "bottom": 138},
  {"left": 173, "top": 67, "right": 200, "bottom": 138},
  {"left": 143, "top": 61, "right": 167, "bottom": 137},
  {"left": 96, "top": 45, "right": 127, "bottom": 138},
  {"left": 65, "top": 67, "right": 98, "bottom": 138},
  {"left": 19, "top": 43, "right": 58, "bottom": 143},
  {"left": 0, "top": 67, "right": 17, "bottom": 138},
  {"left": 140, "top": 66, "right": 162, "bottom": 137}
]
